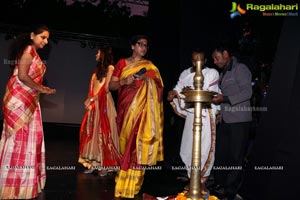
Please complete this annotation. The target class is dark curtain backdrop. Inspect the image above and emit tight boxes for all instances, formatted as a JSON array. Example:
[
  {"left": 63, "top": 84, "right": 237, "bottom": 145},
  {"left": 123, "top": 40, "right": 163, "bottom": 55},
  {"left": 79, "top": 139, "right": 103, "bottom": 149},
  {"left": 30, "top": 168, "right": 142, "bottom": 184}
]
[
  {"left": 146, "top": 0, "right": 240, "bottom": 169},
  {"left": 241, "top": 17, "right": 300, "bottom": 200},
  {"left": 148, "top": 1, "right": 298, "bottom": 199}
]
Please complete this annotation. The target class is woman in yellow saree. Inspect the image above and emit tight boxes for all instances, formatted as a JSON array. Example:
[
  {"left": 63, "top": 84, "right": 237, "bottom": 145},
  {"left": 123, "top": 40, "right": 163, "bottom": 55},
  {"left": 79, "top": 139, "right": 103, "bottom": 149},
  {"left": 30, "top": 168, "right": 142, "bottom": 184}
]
[{"left": 110, "top": 35, "right": 164, "bottom": 198}]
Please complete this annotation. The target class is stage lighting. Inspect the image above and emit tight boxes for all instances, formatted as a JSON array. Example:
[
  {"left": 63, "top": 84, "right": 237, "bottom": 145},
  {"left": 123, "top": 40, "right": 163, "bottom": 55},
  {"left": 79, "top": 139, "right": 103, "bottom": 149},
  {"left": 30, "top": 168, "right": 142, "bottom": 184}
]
[
  {"left": 80, "top": 41, "right": 87, "bottom": 48},
  {"left": 88, "top": 42, "right": 96, "bottom": 49}
]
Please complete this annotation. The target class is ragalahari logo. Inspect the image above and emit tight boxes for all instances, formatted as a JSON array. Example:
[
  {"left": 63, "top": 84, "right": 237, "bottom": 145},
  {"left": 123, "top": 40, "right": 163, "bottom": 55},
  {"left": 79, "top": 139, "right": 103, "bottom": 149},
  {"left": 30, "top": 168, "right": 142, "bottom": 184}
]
[{"left": 230, "top": 2, "right": 246, "bottom": 19}]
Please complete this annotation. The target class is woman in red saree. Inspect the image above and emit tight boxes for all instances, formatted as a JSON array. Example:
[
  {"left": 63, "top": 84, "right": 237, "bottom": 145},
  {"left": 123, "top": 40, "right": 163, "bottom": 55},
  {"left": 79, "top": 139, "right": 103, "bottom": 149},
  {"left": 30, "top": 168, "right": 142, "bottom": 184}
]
[
  {"left": 0, "top": 25, "right": 56, "bottom": 199},
  {"left": 110, "top": 35, "right": 164, "bottom": 198},
  {"left": 78, "top": 47, "right": 121, "bottom": 175}
]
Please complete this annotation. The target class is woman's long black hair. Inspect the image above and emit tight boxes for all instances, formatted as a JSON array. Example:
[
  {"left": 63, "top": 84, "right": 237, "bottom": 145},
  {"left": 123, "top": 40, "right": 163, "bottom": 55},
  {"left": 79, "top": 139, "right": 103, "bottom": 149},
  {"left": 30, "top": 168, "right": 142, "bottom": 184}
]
[
  {"left": 95, "top": 47, "right": 114, "bottom": 82},
  {"left": 9, "top": 24, "right": 49, "bottom": 63}
]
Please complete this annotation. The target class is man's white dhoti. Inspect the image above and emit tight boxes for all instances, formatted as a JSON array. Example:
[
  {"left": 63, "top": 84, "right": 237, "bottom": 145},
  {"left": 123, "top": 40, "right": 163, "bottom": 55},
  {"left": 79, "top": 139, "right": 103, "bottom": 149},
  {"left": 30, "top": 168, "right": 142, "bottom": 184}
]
[{"left": 171, "top": 67, "right": 220, "bottom": 178}]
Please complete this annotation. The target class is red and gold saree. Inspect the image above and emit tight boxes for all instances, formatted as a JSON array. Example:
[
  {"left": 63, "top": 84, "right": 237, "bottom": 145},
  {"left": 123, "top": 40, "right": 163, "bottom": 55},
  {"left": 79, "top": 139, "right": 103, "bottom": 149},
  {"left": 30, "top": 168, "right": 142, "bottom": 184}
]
[
  {"left": 113, "top": 59, "right": 164, "bottom": 198},
  {"left": 79, "top": 69, "right": 121, "bottom": 169}
]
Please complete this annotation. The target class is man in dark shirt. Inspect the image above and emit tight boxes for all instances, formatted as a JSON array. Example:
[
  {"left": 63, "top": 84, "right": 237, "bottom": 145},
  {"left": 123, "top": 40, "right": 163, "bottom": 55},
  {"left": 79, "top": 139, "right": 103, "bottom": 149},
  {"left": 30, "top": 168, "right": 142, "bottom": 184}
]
[{"left": 212, "top": 44, "right": 252, "bottom": 200}]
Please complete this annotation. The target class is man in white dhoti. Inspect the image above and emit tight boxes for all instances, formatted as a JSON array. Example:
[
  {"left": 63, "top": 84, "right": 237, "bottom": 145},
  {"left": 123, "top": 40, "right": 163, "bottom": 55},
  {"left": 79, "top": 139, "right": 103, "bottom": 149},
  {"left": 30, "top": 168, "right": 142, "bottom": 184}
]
[{"left": 167, "top": 50, "right": 220, "bottom": 188}]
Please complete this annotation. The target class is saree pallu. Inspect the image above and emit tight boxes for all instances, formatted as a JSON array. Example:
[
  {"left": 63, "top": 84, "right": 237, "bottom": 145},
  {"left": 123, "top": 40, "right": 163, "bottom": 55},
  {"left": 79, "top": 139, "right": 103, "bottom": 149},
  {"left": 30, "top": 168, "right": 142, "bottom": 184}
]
[
  {"left": 115, "top": 60, "right": 164, "bottom": 198},
  {"left": 79, "top": 75, "right": 121, "bottom": 169},
  {"left": 0, "top": 45, "right": 46, "bottom": 199}
]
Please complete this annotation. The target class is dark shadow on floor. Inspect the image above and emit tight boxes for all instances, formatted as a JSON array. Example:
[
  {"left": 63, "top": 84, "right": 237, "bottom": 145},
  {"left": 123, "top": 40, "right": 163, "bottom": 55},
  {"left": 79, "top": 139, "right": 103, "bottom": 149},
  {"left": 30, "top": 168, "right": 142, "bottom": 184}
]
[{"left": 33, "top": 123, "right": 190, "bottom": 200}]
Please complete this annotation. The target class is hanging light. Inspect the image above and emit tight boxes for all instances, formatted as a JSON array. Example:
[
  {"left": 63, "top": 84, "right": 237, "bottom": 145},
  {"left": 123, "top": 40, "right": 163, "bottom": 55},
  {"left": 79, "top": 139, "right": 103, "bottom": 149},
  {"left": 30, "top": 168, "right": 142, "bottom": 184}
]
[{"left": 80, "top": 41, "right": 87, "bottom": 48}]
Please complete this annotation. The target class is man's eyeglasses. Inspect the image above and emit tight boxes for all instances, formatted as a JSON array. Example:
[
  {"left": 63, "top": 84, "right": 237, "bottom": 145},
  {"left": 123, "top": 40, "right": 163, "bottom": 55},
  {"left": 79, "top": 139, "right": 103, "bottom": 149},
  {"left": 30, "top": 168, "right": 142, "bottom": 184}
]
[{"left": 136, "top": 41, "right": 149, "bottom": 49}]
